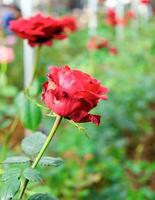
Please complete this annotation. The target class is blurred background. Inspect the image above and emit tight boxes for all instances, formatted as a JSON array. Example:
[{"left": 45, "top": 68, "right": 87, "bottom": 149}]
[{"left": 0, "top": 0, "right": 155, "bottom": 199}]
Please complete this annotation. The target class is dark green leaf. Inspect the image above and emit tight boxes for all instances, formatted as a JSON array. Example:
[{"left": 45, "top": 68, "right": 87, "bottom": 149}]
[
  {"left": 28, "top": 193, "right": 57, "bottom": 200},
  {"left": 4, "top": 156, "right": 30, "bottom": 164},
  {"left": 39, "top": 157, "right": 64, "bottom": 167},
  {"left": 23, "top": 168, "right": 42, "bottom": 182},
  {"left": 15, "top": 92, "right": 42, "bottom": 130},
  {"left": 21, "top": 132, "right": 47, "bottom": 157},
  {"left": 0, "top": 178, "right": 20, "bottom": 199}
]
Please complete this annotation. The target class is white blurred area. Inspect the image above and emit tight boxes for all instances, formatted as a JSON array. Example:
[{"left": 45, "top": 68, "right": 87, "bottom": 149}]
[
  {"left": 0, "top": 0, "right": 152, "bottom": 15},
  {"left": 1, "top": 0, "right": 14, "bottom": 4},
  {"left": 105, "top": 0, "right": 152, "bottom": 16}
]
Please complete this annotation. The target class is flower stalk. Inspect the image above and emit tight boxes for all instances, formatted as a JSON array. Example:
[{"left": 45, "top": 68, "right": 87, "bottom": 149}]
[
  {"left": 1, "top": 62, "right": 8, "bottom": 74},
  {"left": 18, "top": 115, "right": 62, "bottom": 199},
  {"left": 31, "top": 45, "right": 41, "bottom": 85}
]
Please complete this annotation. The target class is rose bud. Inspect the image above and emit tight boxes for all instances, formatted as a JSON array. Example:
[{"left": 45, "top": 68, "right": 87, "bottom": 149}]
[{"left": 42, "top": 66, "right": 108, "bottom": 125}]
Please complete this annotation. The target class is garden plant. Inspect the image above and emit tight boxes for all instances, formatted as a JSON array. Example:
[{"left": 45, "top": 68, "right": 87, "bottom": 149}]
[{"left": 0, "top": 1, "right": 155, "bottom": 200}]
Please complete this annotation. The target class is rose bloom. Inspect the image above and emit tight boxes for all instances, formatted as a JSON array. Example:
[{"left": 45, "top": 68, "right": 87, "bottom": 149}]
[
  {"left": 109, "top": 47, "right": 118, "bottom": 55},
  {"left": 125, "top": 10, "right": 136, "bottom": 21},
  {"left": 140, "top": 0, "right": 150, "bottom": 4},
  {"left": 10, "top": 14, "right": 77, "bottom": 47},
  {"left": 87, "top": 36, "right": 109, "bottom": 51},
  {"left": 42, "top": 66, "right": 108, "bottom": 125},
  {"left": 105, "top": 8, "right": 125, "bottom": 27},
  {"left": 0, "top": 46, "right": 14, "bottom": 63},
  {"left": 87, "top": 36, "right": 118, "bottom": 55},
  {"left": 61, "top": 16, "right": 77, "bottom": 32},
  {"left": 105, "top": 8, "right": 117, "bottom": 26}
]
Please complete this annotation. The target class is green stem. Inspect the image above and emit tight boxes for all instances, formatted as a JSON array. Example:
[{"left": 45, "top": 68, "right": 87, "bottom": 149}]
[
  {"left": 18, "top": 46, "right": 42, "bottom": 199},
  {"left": 18, "top": 115, "right": 62, "bottom": 200},
  {"left": 31, "top": 45, "right": 41, "bottom": 85},
  {"left": 1, "top": 62, "right": 8, "bottom": 74}
]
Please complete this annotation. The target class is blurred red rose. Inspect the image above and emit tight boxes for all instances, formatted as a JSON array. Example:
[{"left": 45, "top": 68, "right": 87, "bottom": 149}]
[
  {"left": 62, "top": 16, "right": 77, "bottom": 32},
  {"left": 105, "top": 8, "right": 126, "bottom": 27},
  {"left": 42, "top": 66, "right": 108, "bottom": 125},
  {"left": 125, "top": 10, "right": 136, "bottom": 21},
  {"left": 140, "top": 0, "right": 150, "bottom": 4},
  {"left": 10, "top": 14, "right": 77, "bottom": 47},
  {"left": 87, "top": 36, "right": 118, "bottom": 55},
  {"left": 105, "top": 8, "right": 117, "bottom": 26},
  {"left": 109, "top": 47, "right": 118, "bottom": 55},
  {"left": 87, "top": 36, "right": 109, "bottom": 51}
]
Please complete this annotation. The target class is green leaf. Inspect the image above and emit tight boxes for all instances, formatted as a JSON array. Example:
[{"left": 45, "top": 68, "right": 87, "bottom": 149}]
[
  {"left": 15, "top": 92, "right": 42, "bottom": 130},
  {"left": 0, "top": 178, "right": 20, "bottom": 199},
  {"left": 1, "top": 168, "right": 21, "bottom": 181},
  {"left": 23, "top": 168, "right": 42, "bottom": 182},
  {"left": 28, "top": 193, "right": 57, "bottom": 200},
  {"left": 39, "top": 156, "right": 64, "bottom": 167},
  {"left": 4, "top": 156, "right": 30, "bottom": 164},
  {"left": 29, "top": 77, "right": 46, "bottom": 96},
  {"left": 21, "top": 132, "right": 47, "bottom": 157}
]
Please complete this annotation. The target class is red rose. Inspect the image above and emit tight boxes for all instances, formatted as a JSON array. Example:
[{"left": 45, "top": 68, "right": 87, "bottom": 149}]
[
  {"left": 125, "top": 10, "right": 136, "bottom": 21},
  {"left": 140, "top": 0, "right": 150, "bottom": 4},
  {"left": 53, "top": 16, "right": 77, "bottom": 40},
  {"left": 42, "top": 66, "right": 108, "bottom": 125},
  {"left": 87, "top": 36, "right": 118, "bottom": 55},
  {"left": 105, "top": 8, "right": 118, "bottom": 26},
  {"left": 62, "top": 16, "right": 77, "bottom": 32},
  {"left": 105, "top": 8, "right": 126, "bottom": 27},
  {"left": 109, "top": 47, "right": 118, "bottom": 55},
  {"left": 97, "top": 40, "right": 109, "bottom": 49},
  {"left": 87, "top": 36, "right": 109, "bottom": 51},
  {"left": 10, "top": 14, "right": 77, "bottom": 47}
]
